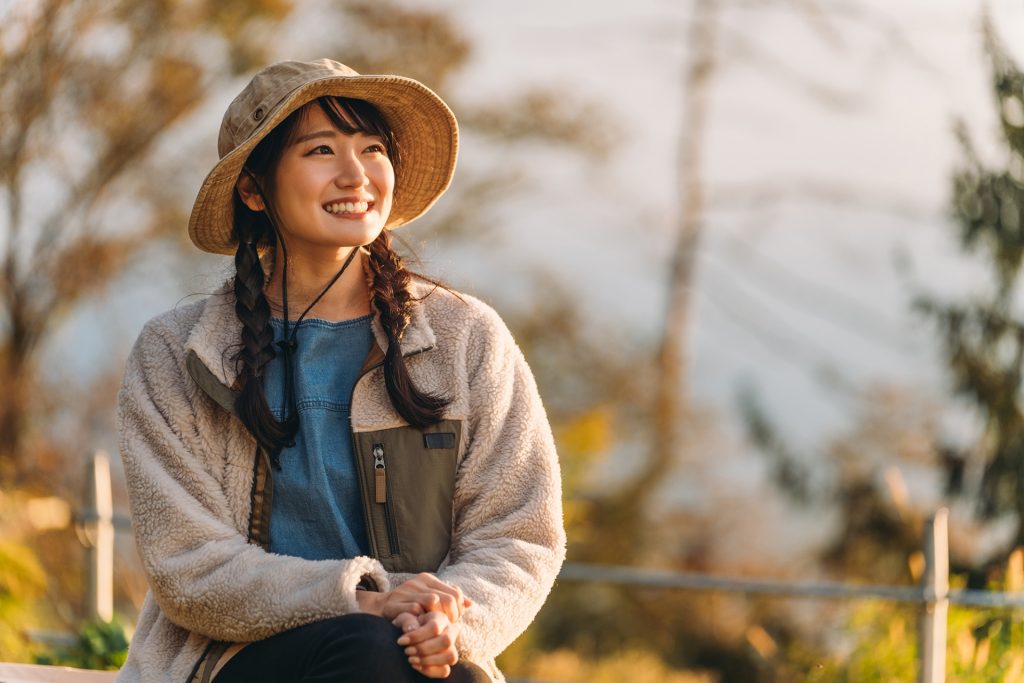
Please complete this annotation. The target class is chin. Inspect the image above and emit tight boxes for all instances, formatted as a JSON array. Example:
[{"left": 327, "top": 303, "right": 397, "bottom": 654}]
[{"left": 320, "top": 222, "right": 386, "bottom": 247}]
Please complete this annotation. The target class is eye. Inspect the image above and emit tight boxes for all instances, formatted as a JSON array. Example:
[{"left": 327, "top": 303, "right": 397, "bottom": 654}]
[
  {"left": 364, "top": 143, "right": 387, "bottom": 155},
  {"left": 307, "top": 144, "right": 333, "bottom": 156}
]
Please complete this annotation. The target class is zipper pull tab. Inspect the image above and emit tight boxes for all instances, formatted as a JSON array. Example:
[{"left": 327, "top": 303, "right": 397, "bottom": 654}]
[{"left": 373, "top": 444, "right": 386, "bottom": 504}]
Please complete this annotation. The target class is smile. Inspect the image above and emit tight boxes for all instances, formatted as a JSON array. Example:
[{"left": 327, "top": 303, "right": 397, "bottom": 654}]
[{"left": 324, "top": 200, "right": 373, "bottom": 215}]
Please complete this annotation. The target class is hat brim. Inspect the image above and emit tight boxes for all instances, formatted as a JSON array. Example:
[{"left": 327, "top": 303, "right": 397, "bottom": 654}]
[{"left": 188, "top": 75, "right": 458, "bottom": 255}]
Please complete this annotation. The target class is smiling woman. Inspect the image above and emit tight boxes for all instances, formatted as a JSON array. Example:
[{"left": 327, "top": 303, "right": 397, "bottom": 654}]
[
  {"left": 115, "top": 59, "right": 565, "bottom": 683},
  {"left": 237, "top": 98, "right": 397, "bottom": 256}
]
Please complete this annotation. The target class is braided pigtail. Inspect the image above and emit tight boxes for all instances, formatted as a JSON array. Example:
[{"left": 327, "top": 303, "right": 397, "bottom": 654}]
[
  {"left": 367, "top": 230, "right": 451, "bottom": 428},
  {"left": 231, "top": 194, "right": 292, "bottom": 459}
]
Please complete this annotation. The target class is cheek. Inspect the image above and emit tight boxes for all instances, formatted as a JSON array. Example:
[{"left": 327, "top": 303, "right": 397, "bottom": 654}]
[
  {"left": 375, "top": 162, "right": 396, "bottom": 204},
  {"left": 274, "top": 160, "right": 325, "bottom": 202}
]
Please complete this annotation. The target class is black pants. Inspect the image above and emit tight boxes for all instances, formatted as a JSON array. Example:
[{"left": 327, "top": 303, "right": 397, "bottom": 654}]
[{"left": 214, "top": 613, "right": 491, "bottom": 682}]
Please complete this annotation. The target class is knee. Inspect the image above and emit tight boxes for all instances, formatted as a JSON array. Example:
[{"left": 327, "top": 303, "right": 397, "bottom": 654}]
[
  {"left": 312, "top": 613, "right": 406, "bottom": 664},
  {"left": 334, "top": 613, "right": 400, "bottom": 648}
]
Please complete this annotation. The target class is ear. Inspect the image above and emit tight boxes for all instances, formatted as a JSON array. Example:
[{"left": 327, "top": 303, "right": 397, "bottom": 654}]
[{"left": 236, "top": 172, "right": 266, "bottom": 211}]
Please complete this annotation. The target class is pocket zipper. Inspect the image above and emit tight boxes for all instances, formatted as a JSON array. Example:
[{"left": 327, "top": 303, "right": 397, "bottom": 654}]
[
  {"left": 373, "top": 444, "right": 387, "bottom": 504},
  {"left": 372, "top": 443, "right": 400, "bottom": 555}
]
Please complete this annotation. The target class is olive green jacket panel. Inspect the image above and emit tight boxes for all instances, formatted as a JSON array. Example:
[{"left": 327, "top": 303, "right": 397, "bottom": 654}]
[{"left": 351, "top": 420, "right": 462, "bottom": 573}]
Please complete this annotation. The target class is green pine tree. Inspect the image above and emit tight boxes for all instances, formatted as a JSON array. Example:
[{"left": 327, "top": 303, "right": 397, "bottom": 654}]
[{"left": 919, "top": 20, "right": 1024, "bottom": 558}]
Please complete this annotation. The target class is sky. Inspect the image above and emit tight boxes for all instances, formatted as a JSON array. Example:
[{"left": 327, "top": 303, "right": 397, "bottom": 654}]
[
  {"left": 421, "top": 0, "right": 1024, "bottom": 453},
  {"left": 462, "top": 0, "right": 1024, "bottom": 450},
  {"left": 46, "top": 0, "right": 1024, "bottom": 477}
]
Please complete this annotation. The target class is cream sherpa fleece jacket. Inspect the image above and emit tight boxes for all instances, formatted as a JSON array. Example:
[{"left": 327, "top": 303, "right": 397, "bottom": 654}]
[{"left": 116, "top": 279, "right": 565, "bottom": 683}]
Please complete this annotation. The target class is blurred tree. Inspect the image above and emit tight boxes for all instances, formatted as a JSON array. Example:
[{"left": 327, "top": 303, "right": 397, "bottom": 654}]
[
  {"left": 725, "top": 18, "right": 1024, "bottom": 677},
  {"left": 0, "top": 0, "right": 611, "bottom": 490},
  {"left": 741, "top": 383, "right": 931, "bottom": 584},
  {"left": 0, "top": 0, "right": 294, "bottom": 484},
  {"left": 917, "top": 20, "right": 1024, "bottom": 560},
  {"left": 645, "top": 0, "right": 930, "bottom": 569},
  {"left": 647, "top": 0, "right": 718, "bottom": 541}
]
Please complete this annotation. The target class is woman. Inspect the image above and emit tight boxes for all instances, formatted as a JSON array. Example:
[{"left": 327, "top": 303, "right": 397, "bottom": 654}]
[{"left": 116, "top": 58, "right": 565, "bottom": 683}]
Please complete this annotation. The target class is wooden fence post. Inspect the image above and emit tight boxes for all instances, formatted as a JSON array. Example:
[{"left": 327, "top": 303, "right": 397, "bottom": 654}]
[
  {"left": 83, "top": 451, "right": 114, "bottom": 622},
  {"left": 919, "top": 508, "right": 949, "bottom": 683}
]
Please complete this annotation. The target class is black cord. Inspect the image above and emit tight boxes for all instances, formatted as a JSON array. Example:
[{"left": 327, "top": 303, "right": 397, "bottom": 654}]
[{"left": 274, "top": 243, "right": 361, "bottom": 466}]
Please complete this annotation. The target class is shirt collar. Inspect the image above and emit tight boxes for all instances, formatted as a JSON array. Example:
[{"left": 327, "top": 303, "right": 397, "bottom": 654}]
[{"left": 184, "top": 276, "right": 438, "bottom": 392}]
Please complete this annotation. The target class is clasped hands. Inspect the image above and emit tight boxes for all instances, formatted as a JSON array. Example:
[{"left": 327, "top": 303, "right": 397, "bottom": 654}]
[{"left": 356, "top": 572, "right": 472, "bottom": 678}]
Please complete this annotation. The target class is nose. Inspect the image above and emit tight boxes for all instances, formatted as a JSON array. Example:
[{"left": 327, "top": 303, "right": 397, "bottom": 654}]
[{"left": 333, "top": 149, "right": 368, "bottom": 189}]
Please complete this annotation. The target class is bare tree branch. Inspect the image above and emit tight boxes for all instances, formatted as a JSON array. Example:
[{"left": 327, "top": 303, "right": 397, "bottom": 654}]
[{"left": 708, "top": 179, "right": 943, "bottom": 223}]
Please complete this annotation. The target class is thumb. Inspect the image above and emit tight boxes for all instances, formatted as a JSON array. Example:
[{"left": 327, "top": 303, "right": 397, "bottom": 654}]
[{"left": 391, "top": 611, "right": 419, "bottom": 632}]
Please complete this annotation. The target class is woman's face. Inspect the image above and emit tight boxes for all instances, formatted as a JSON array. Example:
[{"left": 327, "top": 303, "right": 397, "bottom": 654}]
[{"left": 248, "top": 104, "right": 395, "bottom": 256}]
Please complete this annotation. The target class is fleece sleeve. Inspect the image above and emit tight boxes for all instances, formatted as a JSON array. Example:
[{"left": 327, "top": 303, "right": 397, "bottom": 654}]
[
  {"left": 391, "top": 306, "right": 566, "bottom": 662},
  {"left": 118, "top": 317, "right": 390, "bottom": 643}
]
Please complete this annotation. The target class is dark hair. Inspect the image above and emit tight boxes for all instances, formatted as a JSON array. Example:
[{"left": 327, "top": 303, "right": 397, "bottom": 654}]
[{"left": 231, "top": 96, "right": 450, "bottom": 460}]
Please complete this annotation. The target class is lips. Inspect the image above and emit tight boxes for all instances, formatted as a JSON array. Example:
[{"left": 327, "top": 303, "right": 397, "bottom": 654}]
[{"left": 324, "top": 200, "right": 373, "bottom": 214}]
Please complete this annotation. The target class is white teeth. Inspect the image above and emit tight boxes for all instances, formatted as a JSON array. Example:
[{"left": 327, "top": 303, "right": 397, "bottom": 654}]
[{"left": 325, "top": 201, "right": 369, "bottom": 214}]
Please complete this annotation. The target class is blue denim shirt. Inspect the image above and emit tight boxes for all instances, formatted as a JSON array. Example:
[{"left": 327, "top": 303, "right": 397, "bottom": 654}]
[{"left": 262, "top": 314, "right": 374, "bottom": 560}]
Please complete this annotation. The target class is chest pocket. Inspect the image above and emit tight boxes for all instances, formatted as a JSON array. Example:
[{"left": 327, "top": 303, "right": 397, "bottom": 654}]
[{"left": 352, "top": 419, "right": 462, "bottom": 573}]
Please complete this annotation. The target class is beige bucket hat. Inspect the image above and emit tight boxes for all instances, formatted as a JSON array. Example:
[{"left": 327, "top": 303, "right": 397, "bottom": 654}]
[{"left": 188, "top": 58, "right": 459, "bottom": 255}]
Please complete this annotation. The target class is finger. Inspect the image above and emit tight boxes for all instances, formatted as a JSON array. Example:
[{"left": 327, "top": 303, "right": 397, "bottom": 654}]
[
  {"left": 398, "top": 620, "right": 445, "bottom": 648},
  {"left": 394, "top": 574, "right": 447, "bottom": 597},
  {"left": 397, "top": 612, "right": 448, "bottom": 647},
  {"left": 429, "top": 593, "right": 460, "bottom": 622},
  {"left": 404, "top": 629, "right": 454, "bottom": 658},
  {"left": 394, "top": 576, "right": 469, "bottom": 621},
  {"left": 409, "top": 584, "right": 458, "bottom": 622},
  {"left": 413, "top": 574, "right": 466, "bottom": 616},
  {"left": 414, "top": 643, "right": 459, "bottom": 667},
  {"left": 380, "top": 599, "right": 424, "bottom": 620},
  {"left": 410, "top": 592, "right": 457, "bottom": 622},
  {"left": 411, "top": 662, "right": 450, "bottom": 679},
  {"left": 407, "top": 620, "right": 460, "bottom": 659},
  {"left": 391, "top": 612, "right": 419, "bottom": 634},
  {"left": 401, "top": 593, "right": 450, "bottom": 626}
]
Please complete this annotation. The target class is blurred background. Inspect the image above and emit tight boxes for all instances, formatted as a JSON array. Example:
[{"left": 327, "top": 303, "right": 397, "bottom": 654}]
[{"left": 2, "top": 0, "right": 1024, "bottom": 680}]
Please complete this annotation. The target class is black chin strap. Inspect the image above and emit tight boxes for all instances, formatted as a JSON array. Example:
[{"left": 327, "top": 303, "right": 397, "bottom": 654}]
[{"left": 273, "top": 243, "right": 360, "bottom": 469}]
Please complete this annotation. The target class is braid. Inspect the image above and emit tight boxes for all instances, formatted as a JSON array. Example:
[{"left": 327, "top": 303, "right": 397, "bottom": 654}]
[
  {"left": 231, "top": 195, "right": 291, "bottom": 456},
  {"left": 367, "top": 230, "right": 451, "bottom": 428}
]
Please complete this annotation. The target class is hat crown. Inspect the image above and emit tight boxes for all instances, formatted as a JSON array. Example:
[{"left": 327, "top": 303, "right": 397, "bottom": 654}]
[{"left": 218, "top": 59, "right": 361, "bottom": 158}]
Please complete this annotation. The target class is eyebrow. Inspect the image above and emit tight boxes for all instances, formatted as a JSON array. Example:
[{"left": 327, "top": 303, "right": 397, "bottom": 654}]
[{"left": 291, "top": 130, "right": 338, "bottom": 146}]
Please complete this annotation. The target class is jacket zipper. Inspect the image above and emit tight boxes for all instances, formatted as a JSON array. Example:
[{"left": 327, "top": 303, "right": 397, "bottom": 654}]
[{"left": 373, "top": 443, "right": 401, "bottom": 555}]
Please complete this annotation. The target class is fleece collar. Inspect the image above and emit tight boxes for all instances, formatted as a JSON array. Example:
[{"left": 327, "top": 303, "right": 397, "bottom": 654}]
[{"left": 184, "top": 277, "right": 438, "bottom": 396}]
